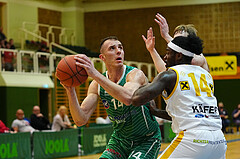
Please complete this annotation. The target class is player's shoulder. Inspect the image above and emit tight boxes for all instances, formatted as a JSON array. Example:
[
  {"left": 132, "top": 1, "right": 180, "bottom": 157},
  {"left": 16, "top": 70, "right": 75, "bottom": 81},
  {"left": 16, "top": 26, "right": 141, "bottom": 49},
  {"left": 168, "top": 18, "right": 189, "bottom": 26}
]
[
  {"left": 127, "top": 66, "right": 145, "bottom": 78},
  {"left": 126, "top": 66, "right": 147, "bottom": 83},
  {"left": 156, "top": 69, "right": 176, "bottom": 83}
]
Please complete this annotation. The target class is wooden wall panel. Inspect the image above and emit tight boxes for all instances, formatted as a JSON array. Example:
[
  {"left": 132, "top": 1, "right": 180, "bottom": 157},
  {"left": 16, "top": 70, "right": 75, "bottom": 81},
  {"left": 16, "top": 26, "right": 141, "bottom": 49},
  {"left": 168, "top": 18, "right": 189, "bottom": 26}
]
[
  {"left": 38, "top": 8, "right": 61, "bottom": 43},
  {"left": 85, "top": 2, "right": 240, "bottom": 63}
]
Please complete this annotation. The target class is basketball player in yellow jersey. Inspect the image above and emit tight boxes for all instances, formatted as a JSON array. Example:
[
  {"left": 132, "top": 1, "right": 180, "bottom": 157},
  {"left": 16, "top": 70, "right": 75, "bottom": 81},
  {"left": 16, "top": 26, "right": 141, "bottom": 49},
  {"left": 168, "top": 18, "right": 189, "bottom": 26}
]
[{"left": 132, "top": 35, "right": 227, "bottom": 159}]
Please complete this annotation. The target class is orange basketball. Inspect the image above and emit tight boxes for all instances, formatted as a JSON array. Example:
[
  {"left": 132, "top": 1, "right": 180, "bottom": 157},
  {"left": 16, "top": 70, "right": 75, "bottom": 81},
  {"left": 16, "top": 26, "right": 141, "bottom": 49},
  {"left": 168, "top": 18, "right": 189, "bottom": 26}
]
[{"left": 56, "top": 55, "right": 88, "bottom": 87}]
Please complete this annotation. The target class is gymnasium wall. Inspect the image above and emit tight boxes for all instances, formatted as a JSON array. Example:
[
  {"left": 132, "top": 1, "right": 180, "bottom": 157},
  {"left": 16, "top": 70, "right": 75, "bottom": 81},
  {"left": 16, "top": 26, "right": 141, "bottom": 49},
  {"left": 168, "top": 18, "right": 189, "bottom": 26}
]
[
  {"left": 7, "top": 1, "right": 38, "bottom": 44},
  {"left": 0, "top": 4, "right": 2, "bottom": 27},
  {"left": 84, "top": 2, "right": 240, "bottom": 63},
  {"left": 2, "top": 0, "right": 239, "bottom": 50},
  {"left": 0, "top": 0, "right": 85, "bottom": 46},
  {"left": 62, "top": 10, "right": 76, "bottom": 29},
  {"left": 214, "top": 79, "right": 240, "bottom": 123},
  {"left": 38, "top": 8, "right": 62, "bottom": 43},
  {"left": 0, "top": 87, "right": 39, "bottom": 127},
  {"left": 62, "top": 8, "right": 85, "bottom": 46}
]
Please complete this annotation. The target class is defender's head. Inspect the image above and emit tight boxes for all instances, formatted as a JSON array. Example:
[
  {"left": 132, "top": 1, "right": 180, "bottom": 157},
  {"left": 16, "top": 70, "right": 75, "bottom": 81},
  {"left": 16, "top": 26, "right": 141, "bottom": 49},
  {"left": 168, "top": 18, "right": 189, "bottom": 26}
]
[{"left": 164, "top": 35, "right": 203, "bottom": 67}]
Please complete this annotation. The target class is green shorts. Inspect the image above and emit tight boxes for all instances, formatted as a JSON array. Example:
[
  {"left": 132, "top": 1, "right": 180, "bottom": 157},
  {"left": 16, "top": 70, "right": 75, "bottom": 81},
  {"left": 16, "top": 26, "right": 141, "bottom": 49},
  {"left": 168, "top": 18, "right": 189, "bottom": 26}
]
[{"left": 100, "top": 131, "right": 161, "bottom": 159}]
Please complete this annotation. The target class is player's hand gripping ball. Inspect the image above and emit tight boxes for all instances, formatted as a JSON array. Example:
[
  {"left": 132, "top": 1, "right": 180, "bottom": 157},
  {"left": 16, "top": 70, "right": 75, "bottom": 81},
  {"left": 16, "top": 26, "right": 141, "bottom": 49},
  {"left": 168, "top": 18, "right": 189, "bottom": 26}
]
[{"left": 56, "top": 55, "right": 88, "bottom": 87}]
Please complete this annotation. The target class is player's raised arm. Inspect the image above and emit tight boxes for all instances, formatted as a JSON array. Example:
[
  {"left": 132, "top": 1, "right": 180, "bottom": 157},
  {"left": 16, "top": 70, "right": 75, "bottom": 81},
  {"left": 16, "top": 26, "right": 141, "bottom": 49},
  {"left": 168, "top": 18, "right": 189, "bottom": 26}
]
[
  {"left": 155, "top": 13, "right": 173, "bottom": 43},
  {"left": 155, "top": 13, "right": 210, "bottom": 72},
  {"left": 62, "top": 80, "right": 98, "bottom": 126},
  {"left": 142, "top": 27, "right": 166, "bottom": 73}
]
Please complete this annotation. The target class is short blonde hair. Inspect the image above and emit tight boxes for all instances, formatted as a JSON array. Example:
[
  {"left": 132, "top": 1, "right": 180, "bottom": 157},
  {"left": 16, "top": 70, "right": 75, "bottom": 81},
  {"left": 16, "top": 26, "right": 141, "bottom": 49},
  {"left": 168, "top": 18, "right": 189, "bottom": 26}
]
[
  {"left": 173, "top": 24, "right": 197, "bottom": 36},
  {"left": 57, "top": 105, "right": 67, "bottom": 114}
]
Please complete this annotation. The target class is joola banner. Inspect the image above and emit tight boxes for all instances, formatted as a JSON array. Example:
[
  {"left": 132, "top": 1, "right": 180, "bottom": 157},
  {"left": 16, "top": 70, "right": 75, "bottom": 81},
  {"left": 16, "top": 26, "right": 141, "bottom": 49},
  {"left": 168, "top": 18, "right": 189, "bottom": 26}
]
[
  {"left": 81, "top": 125, "right": 113, "bottom": 155},
  {"left": 33, "top": 129, "right": 78, "bottom": 159},
  {"left": 0, "top": 132, "right": 31, "bottom": 159}
]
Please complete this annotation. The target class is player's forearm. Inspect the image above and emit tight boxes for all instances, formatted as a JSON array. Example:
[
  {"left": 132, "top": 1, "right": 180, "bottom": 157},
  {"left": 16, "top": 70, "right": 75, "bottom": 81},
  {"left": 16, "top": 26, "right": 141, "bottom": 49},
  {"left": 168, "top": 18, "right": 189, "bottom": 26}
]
[
  {"left": 66, "top": 89, "right": 88, "bottom": 126},
  {"left": 149, "top": 48, "right": 166, "bottom": 73},
  {"left": 92, "top": 72, "right": 134, "bottom": 106},
  {"left": 163, "top": 35, "right": 173, "bottom": 43},
  {"left": 132, "top": 85, "right": 151, "bottom": 106}
]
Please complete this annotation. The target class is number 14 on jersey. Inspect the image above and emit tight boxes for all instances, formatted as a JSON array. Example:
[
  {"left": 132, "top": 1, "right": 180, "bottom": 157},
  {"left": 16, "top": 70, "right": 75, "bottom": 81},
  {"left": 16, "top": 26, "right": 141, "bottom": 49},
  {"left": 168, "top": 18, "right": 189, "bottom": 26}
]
[{"left": 111, "top": 99, "right": 124, "bottom": 110}]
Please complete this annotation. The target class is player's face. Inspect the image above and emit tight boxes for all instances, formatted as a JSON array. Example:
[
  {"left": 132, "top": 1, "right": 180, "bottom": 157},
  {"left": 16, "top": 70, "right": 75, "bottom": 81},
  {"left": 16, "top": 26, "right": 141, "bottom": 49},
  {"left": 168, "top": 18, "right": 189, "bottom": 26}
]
[
  {"left": 164, "top": 47, "right": 177, "bottom": 67},
  {"left": 100, "top": 39, "right": 124, "bottom": 67}
]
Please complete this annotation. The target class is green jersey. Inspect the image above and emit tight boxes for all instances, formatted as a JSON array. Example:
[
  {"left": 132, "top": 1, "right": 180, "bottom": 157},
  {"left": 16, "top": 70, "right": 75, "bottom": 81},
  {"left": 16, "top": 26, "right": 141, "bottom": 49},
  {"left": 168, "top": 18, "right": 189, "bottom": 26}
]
[{"left": 99, "top": 65, "right": 160, "bottom": 141}]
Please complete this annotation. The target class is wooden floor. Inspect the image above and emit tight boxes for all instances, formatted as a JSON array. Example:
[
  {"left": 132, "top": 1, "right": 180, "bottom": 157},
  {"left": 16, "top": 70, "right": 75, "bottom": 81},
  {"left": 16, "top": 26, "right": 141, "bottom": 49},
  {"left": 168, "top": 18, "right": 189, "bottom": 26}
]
[{"left": 59, "top": 133, "right": 240, "bottom": 159}]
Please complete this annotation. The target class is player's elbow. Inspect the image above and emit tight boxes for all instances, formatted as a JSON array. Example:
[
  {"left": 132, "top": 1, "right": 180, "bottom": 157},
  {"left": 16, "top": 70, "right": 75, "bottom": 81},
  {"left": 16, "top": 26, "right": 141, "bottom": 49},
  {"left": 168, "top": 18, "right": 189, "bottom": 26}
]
[
  {"left": 132, "top": 90, "right": 148, "bottom": 106},
  {"left": 122, "top": 97, "right": 132, "bottom": 106},
  {"left": 75, "top": 119, "right": 88, "bottom": 127},
  {"left": 131, "top": 95, "right": 143, "bottom": 106},
  {"left": 118, "top": 93, "right": 134, "bottom": 106}
]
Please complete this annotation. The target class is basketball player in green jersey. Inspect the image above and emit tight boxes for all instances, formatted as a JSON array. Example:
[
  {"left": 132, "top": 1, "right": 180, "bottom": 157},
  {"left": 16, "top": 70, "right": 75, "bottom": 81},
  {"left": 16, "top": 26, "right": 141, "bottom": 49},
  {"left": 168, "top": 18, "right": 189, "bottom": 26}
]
[{"left": 62, "top": 36, "right": 162, "bottom": 159}]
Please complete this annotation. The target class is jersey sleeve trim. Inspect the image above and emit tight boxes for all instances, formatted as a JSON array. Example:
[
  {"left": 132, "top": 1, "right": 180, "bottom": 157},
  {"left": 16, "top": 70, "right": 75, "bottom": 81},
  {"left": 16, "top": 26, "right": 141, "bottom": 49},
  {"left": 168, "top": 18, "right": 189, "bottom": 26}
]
[{"left": 162, "top": 67, "right": 179, "bottom": 100}]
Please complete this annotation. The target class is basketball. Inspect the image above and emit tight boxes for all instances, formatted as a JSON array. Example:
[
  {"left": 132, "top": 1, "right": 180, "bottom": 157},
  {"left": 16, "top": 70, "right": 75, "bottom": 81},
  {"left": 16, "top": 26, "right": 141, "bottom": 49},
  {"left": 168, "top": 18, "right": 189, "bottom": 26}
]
[{"left": 56, "top": 55, "right": 88, "bottom": 87}]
